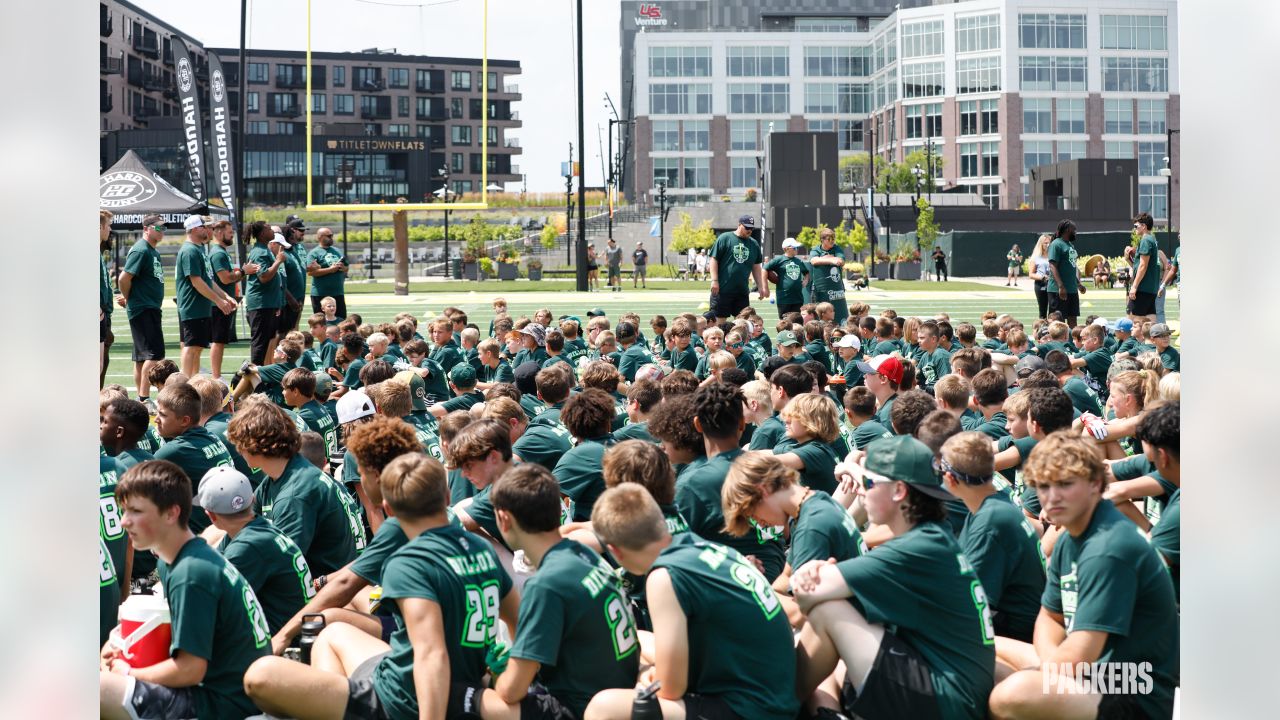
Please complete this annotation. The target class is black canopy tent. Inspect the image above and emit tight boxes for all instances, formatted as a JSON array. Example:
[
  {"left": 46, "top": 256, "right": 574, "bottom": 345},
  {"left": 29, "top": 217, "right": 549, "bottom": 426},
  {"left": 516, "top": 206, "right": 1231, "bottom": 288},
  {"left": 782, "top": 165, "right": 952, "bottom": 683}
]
[{"left": 99, "top": 150, "right": 229, "bottom": 230}]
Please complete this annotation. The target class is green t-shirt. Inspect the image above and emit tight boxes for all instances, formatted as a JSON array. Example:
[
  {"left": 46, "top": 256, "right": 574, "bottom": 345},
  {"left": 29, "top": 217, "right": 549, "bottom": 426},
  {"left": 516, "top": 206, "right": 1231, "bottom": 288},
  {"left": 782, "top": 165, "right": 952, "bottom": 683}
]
[
  {"left": 100, "top": 255, "right": 115, "bottom": 317},
  {"left": 204, "top": 412, "right": 264, "bottom": 488},
  {"left": 612, "top": 420, "right": 658, "bottom": 444},
  {"left": 1135, "top": 233, "right": 1162, "bottom": 294},
  {"left": 874, "top": 393, "right": 897, "bottom": 429},
  {"left": 809, "top": 245, "right": 847, "bottom": 302},
  {"left": 851, "top": 419, "right": 894, "bottom": 449},
  {"left": 254, "top": 361, "right": 293, "bottom": 408},
  {"left": 99, "top": 457, "right": 127, "bottom": 647},
  {"left": 1046, "top": 238, "right": 1079, "bottom": 293},
  {"left": 788, "top": 491, "right": 865, "bottom": 569},
  {"left": 402, "top": 412, "right": 445, "bottom": 464},
  {"left": 520, "top": 394, "right": 548, "bottom": 421},
  {"left": 440, "top": 389, "right": 485, "bottom": 414},
  {"left": 919, "top": 347, "right": 952, "bottom": 388},
  {"left": 373, "top": 524, "right": 513, "bottom": 720},
  {"left": 1042, "top": 500, "right": 1180, "bottom": 718},
  {"left": 972, "top": 411, "right": 1009, "bottom": 441},
  {"left": 554, "top": 436, "right": 617, "bottom": 521},
  {"left": 959, "top": 493, "right": 1046, "bottom": 642},
  {"left": 804, "top": 340, "right": 833, "bottom": 375},
  {"left": 511, "top": 346, "right": 548, "bottom": 370},
  {"left": 1159, "top": 346, "right": 1180, "bottom": 373},
  {"left": 674, "top": 448, "right": 786, "bottom": 581},
  {"left": 510, "top": 540, "right": 641, "bottom": 717},
  {"left": 218, "top": 515, "right": 316, "bottom": 634},
  {"left": 244, "top": 242, "right": 282, "bottom": 311},
  {"left": 254, "top": 455, "right": 362, "bottom": 575},
  {"left": 513, "top": 422, "right": 574, "bottom": 470},
  {"left": 297, "top": 399, "right": 340, "bottom": 458},
  {"left": 341, "top": 358, "right": 367, "bottom": 389},
  {"left": 446, "top": 468, "right": 477, "bottom": 505},
  {"left": 563, "top": 337, "right": 590, "bottom": 367},
  {"left": 667, "top": 345, "right": 699, "bottom": 373},
  {"left": 477, "top": 360, "right": 515, "bottom": 385},
  {"left": 747, "top": 414, "right": 786, "bottom": 451},
  {"left": 1149, "top": 489, "right": 1180, "bottom": 601},
  {"left": 1062, "top": 376, "right": 1104, "bottom": 416},
  {"left": 112, "top": 446, "right": 154, "bottom": 473},
  {"left": 1076, "top": 347, "right": 1114, "bottom": 398},
  {"left": 157, "top": 538, "right": 270, "bottom": 720},
  {"left": 764, "top": 255, "right": 808, "bottom": 305},
  {"left": 350, "top": 516, "right": 408, "bottom": 586},
  {"left": 307, "top": 245, "right": 347, "bottom": 297},
  {"left": 281, "top": 247, "right": 305, "bottom": 299},
  {"left": 618, "top": 343, "right": 656, "bottom": 382},
  {"left": 207, "top": 244, "right": 238, "bottom": 296},
  {"left": 651, "top": 534, "right": 799, "bottom": 720},
  {"left": 122, "top": 238, "right": 166, "bottom": 319},
  {"left": 710, "top": 231, "right": 762, "bottom": 295},
  {"left": 154, "top": 426, "right": 235, "bottom": 534},
  {"left": 174, "top": 240, "right": 215, "bottom": 320},
  {"left": 773, "top": 437, "right": 839, "bottom": 494},
  {"left": 414, "top": 358, "right": 451, "bottom": 403},
  {"left": 837, "top": 521, "right": 996, "bottom": 720},
  {"left": 137, "top": 425, "right": 165, "bottom": 454},
  {"left": 460, "top": 485, "right": 508, "bottom": 551}
]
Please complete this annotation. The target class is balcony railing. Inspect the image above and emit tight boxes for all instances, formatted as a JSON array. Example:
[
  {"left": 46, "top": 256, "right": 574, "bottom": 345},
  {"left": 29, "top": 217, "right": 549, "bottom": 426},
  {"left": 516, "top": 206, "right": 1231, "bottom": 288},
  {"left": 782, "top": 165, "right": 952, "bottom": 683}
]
[
  {"left": 493, "top": 110, "right": 519, "bottom": 122},
  {"left": 416, "top": 109, "right": 446, "bottom": 121},
  {"left": 162, "top": 45, "right": 174, "bottom": 66},
  {"left": 355, "top": 77, "right": 385, "bottom": 92},
  {"left": 277, "top": 74, "right": 306, "bottom": 89},
  {"left": 142, "top": 73, "right": 167, "bottom": 91},
  {"left": 360, "top": 108, "right": 391, "bottom": 120},
  {"left": 163, "top": 87, "right": 179, "bottom": 101},
  {"left": 100, "top": 13, "right": 112, "bottom": 37},
  {"left": 101, "top": 90, "right": 113, "bottom": 113},
  {"left": 416, "top": 81, "right": 442, "bottom": 93},
  {"left": 132, "top": 102, "right": 158, "bottom": 119},
  {"left": 132, "top": 35, "right": 159, "bottom": 58},
  {"left": 100, "top": 55, "right": 123, "bottom": 75},
  {"left": 268, "top": 105, "right": 303, "bottom": 118},
  {"left": 504, "top": 137, "right": 520, "bottom": 148},
  {"left": 502, "top": 83, "right": 519, "bottom": 94}
]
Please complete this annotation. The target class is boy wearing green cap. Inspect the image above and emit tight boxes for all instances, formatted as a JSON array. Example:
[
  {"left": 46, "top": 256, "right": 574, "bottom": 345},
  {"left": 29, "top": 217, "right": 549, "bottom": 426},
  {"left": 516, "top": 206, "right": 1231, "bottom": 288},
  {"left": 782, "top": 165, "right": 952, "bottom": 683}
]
[
  {"left": 430, "top": 364, "right": 484, "bottom": 418},
  {"left": 792, "top": 434, "right": 995, "bottom": 720},
  {"left": 775, "top": 330, "right": 810, "bottom": 365}
]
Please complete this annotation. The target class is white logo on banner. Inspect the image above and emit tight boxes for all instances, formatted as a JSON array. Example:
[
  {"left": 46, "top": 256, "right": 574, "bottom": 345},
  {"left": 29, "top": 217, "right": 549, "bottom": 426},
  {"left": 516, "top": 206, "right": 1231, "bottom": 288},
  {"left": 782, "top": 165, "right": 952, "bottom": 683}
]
[
  {"left": 100, "top": 171, "right": 158, "bottom": 208},
  {"left": 177, "top": 57, "right": 193, "bottom": 93}
]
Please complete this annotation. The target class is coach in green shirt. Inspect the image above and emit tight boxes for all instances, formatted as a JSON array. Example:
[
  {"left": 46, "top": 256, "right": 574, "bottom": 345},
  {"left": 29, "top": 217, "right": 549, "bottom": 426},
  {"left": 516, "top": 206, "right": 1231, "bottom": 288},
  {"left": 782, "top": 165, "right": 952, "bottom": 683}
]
[
  {"left": 174, "top": 216, "right": 238, "bottom": 376},
  {"left": 1046, "top": 219, "right": 1085, "bottom": 326},
  {"left": 118, "top": 214, "right": 168, "bottom": 400},
  {"left": 306, "top": 226, "right": 348, "bottom": 317},
  {"left": 765, "top": 237, "right": 809, "bottom": 316},
  {"left": 709, "top": 214, "right": 767, "bottom": 320},
  {"left": 809, "top": 226, "right": 850, "bottom": 323},
  {"left": 243, "top": 221, "right": 287, "bottom": 364},
  {"left": 1127, "top": 212, "right": 1162, "bottom": 323}
]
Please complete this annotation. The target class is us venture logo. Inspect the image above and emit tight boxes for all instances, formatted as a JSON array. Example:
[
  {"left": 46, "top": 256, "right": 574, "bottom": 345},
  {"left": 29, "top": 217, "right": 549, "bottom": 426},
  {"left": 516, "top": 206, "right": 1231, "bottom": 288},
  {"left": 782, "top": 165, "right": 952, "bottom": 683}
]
[{"left": 636, "top": 4, "right": 668, "bottom": 26}]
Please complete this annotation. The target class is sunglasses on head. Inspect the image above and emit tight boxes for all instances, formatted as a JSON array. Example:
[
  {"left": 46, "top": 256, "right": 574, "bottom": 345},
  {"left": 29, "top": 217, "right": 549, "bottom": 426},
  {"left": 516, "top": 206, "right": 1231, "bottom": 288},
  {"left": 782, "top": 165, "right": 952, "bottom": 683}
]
[{"left": 933, "top": 456, "right": 990, "bottom": 485}]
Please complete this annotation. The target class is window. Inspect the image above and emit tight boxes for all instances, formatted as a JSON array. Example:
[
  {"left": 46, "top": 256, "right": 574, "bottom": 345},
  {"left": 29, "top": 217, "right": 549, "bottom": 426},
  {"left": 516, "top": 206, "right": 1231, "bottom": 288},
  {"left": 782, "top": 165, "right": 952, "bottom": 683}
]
[
  {"left": 1101, "top": 15, "right": 1168, "bottom": 50},
  {"left": 453, "top": 180, "right": 472, "bottom": 194},
  {"left": 731, "top": 157, "right": 758, "bottom": 188},
  {"left": 1057, "top": 140, "right": 1086, "bottom": 161},
  {"left": 682, "top": 120, "right": 709, "bottom": 151},
  {"left": 837, "top": 119, "right": 864, "bottom": 150},
  {"left": 683, "top": 157, "right": 709, "bottom": 188},
  {"left": 334, "top": 94, "right": 354, "bottom": 115},
  {"left": 1018, "top": 13, "right": 1087, "bottom": 49},
  {"left": 1022, "top": 98, "right": 1052, "bottom": 133},
  {"left": 388, "top": 68, "right": 408, "bottom": 88},
  {"left": 450, "top": 97, "right": 463, "bottom": 118},
  {"left": 981, "top": 142, "right": 999, "bottom": 176},
  {"left": 1020, "top": 56, "right": 1087, "bottom": 91},
  {"left": 451, "top": 71, "right": 471, "bottom": 90},
  {"left": 648, "top": 46, "right": 711, "bottom": 77},
  {"left": 805, "top": 84, "right": 836, "bottom": 114},
  {"left": 956, "top": 14, "right": 1001, "bottom": 53},
  {"left": 956, "top": 56, "right": 1001, "bottom": 94},
  {"left": 873, "top": 26, "right": 898, "bottom": 69},
  {"left": 387, "top": 124, "right": 410, "bottom": 137},
  {"left": 652, "top": 120, "right": 680, "bottom": 151},
  {"left": 902, "top": 62, "right": 944, "bottom": 98},
  {"left": 247, "top": 62, "right": 268, "bottom": 83},
  {"left": 808, "top": 119, "right": 835, "bottom": 133},
  {"left": 730, "top": 120, "right": 757, "bottom": 150},
  {"left": 1138, "top": 141, "right": 1167, "bottom": 176},
  {"left": 804, "top": 46, "right": 870, "bottom": 76},
  {"left": 487, "top": 72, "right": 497, "bottom": 91},
  {"left": 268, "top": 93, "right": 299, "bottom": 115},
  {"left": 1104, "top": 99, "right": 1132, "bottom": 134},
  {"left": 332, "top": 66, "right": 345, "bottom": 86},
  {"left": 902, "top": 20, "right": 944, "bottom": 58},
  {"left": 1137, "top": 100, "right": 1166, "bottom": 134},
  {"left": 398, "top": 96, "right": 409, "bottom": 117},
  {"left": 246, "top": 120, "right": 269, "bottom": 134},
  {"left": 959, "top": 100, "right": 979, "bottom": 136},
  {"left": 980, "top": 99, "right": 998, "bottom": 134},
  {"left": 1139, "top": 183, "right": 1168, "bottom": 219},
  {"left": 362, "top": 123, "right": 382, "bottom": 136},
  {"left": 904, "top": 103, "right": 941, "bottom": 139},
  {"left": 354, "top": 67, "right": 383, "bottom": 90},
  {"left": 487, "top": 126, "right": 497, "bottom": 146},
  {"left": 312, "top": 93, "right": 326, "bottom": 113},
  {"left": 727, "top": 83, "right": 789, "bottom": 114},
  {"left": 451, "top": 125, "right": 471, "bottom": 145},
  {"left": 726, "top": 46, "right": 789, "bottom": 77},
  {"left": 1023, "top": 140, "right": 1053, "bottom": 175},
  {"left": 796, "top": 17, "right": 858, "bottom": 32},
  {"left": 470, "top": 154, "right": 483, "bottom": 174},
  {"left": 960, "top": 143, "right": 979, "bottom": 178},
  {"left": 653, "top": 157, "right": 679, "bottom": 187},
  {"left": 417, "top": 124, "right": 434, "bottom": 138},
  {"left": 1102, "top": 57, "right": 1168, "bottom": 93},
  {"left": 979, "top": 183, "right": 1001, "bottom": 209},
  {"left": 246, "top": 92, "right": 260, "bottom": 113},
  {"left": 649, "top": 83, "right": 712, "bottom": 115},
  {"left": 1105, "top": 141, "right": 1134, "bottom": 158},
  {"left": 452, "top": 153, "right": 464, "bottom": 172},
  {"left": 1056, "top": 98, "right": 1085, "bottom": 134}
]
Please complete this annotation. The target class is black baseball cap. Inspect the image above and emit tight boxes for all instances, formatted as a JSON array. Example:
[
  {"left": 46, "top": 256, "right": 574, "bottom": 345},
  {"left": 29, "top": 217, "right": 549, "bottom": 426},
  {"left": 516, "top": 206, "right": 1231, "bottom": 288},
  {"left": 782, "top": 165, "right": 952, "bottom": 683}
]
[{"left": 738, "top": 215, "right": 755, "bottom": 229}]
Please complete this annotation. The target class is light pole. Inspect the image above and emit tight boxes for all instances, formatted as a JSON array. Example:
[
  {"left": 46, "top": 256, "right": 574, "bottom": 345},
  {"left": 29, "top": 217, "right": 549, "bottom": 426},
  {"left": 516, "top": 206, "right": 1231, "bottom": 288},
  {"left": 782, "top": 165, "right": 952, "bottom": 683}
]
[
  {"left": 912, "top": 164, "right": 923, "bottom": 208},
  {"left": 656, "top": 181, "right": 667, "bottom": 267},
  {"left": 1160, "top": 128, "right": 1179, "bottom": 228},
  {"left": 436, "top": 168, "right": 451, "bottom": 277}
]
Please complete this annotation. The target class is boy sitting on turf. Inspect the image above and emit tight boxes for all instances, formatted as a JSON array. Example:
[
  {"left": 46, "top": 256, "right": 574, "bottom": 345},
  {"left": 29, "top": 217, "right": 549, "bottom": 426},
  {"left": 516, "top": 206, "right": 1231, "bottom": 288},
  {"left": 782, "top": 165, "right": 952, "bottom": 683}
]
[
  {"left": 429, "top": 364, "right": 484, "bottom": 418},
  {"left": 233, "top": 339, "right": 303, "bottom": 407},
  {"left": 243, "top": 452, "right": 519, "bottom": 720},
  {"left": 968, "top": 368, "right": 1011, "bottom": 440},
  {"left": 748, "top": 364, "right": 812, "bottom": 451},
  {"left": 541, "top": 328, "right": 573, "bottom": 371},
  {"left": 693, "top": 326, "right": 725, "bottom": 380},
  {"left": 282, "top": 367, "right": 339, "bottom": 457},
  {"left": 792, "top": 435, "right": 995, "bottom": 720},
  {"left": 585, "top": 484, "right": 800, "bottom": 720},
  {"left": 476, "top": 339, "right": 516, "bottom": 390},
  {"left": 483, "top": 464, "right": 641, "bottom": 719},
  {"left": 772, "top": 393, "right": 842, "bottom": 495},
  {"left": 511, "top": 366, "right": 575, "bottom": 470},
  {"left": 647, "top": 395, "right": 707, "bottom": 481},
  {"left": 842, "top": 386, "right": 894, "bottom": 450},
  {"left": 328, "top": 332, "right": 368, "bottom": 397},
  {"left": 554, "top": 388, "right": 619, "bottom": 521},
  {"left": 613, "top": 378, "right": 661, "bottom": 443},
  {"left": 152, "top": 384, "right": 235, "bottom": 535},
  {"left": 99, "top": 461, "right": 268, "bottom": 720}
]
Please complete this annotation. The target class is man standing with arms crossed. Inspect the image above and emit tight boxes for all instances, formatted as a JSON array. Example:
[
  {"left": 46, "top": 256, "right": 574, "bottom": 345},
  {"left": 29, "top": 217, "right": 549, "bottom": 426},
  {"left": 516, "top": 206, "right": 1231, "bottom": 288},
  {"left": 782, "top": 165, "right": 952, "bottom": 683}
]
[
  {"left": 709, "top": 214, "right": 768, "bottom": 321},
  {"left": 765, "top": 238, "right": 809, "bottom": 318},
  {"left": 116, "top": 214, "right": 168, "bottom": 406},
  {"left": 244, "top": 222, "right": 287, "bottom": 365},
  {"left": 809, "top": 227, "right": 849, "bottom": 324},
  {"left": 1046, "top": 220, "right": 1085, "bottom": 328},
  {"left": 307, "top": 226, "right": 348, "bottom": 318},
  {"left": 207, "top": 219, "right": 259, "bottom": 381},
  {"left": 174, "top": 216, "right": 237, "bottom": 377},
  {"left": 1127, "top": 212, "right": 1161, "bottom": 325},
  {"left": 632, "top": 239, "right": 649, "bottom": 289}
]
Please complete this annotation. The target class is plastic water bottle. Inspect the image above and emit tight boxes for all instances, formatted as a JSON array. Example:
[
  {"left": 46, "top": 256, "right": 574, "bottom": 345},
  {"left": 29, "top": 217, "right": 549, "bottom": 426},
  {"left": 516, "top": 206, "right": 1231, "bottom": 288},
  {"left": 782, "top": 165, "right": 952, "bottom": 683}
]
[{"left": 631, "top": 681, "right": 662, "bottom": 720}]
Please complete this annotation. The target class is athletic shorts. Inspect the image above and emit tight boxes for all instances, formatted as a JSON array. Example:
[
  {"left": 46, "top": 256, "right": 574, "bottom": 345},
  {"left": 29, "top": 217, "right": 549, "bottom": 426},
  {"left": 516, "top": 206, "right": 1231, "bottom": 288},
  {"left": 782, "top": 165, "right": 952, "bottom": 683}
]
[
  {"left": 1127, "top": 291, "right": 1157, "bottom": 317},
  {"left": 345, "top": 652, "right": 485, "bottom": 720},
  {"left": 1046, "top": 292, "right": 1081, "bottom": 319},
  {"left": 179, "top": 317, "right": 212, "bottom": 348},
  {"left": 839, "top": 630, "right": 943, "bottom": 720},
  {"left": 681, "top": 693, "right": 744, "bottom": 720},
  {"left": 609, "top": 267, "right": 621, "bottom": 280},
  {"left": 276, "top": 305, "right": 301, "bottom": 339},
  {"left": 121, "top": 675, "right": 197, "bottom": 720},
  {"left": 128, "top": 308, "right": 166, "bottom": 362},
  {"left": 634, "top": 265, "right": 647, "bottom": 278},
  {"left": 211, "top": 309, "right": 236, "bottom": 344},
  {"left": 101, "top": 314, "right": 113, "bottom": 343},
  {"left": 778, "top": 302, "right": 802, "bottom": 318},
  {"left": 713, "top": 291, "right": 749, "bottom": 319}
]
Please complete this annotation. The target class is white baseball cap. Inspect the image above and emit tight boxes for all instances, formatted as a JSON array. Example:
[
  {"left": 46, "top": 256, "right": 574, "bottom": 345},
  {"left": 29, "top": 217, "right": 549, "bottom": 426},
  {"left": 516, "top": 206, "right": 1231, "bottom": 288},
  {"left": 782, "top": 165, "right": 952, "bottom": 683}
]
[
  {"left": 183, "top": 215, "right": 211, "bottom": 231},
  {"left": 269, "top": 232, "right": 292, "bottom": 249},
  {"left": 835, "top": 335, "right": 862, "bottom": 351},
  {"left": 781, "top": 238, "right": 802, "bottom": 249},
  {"left": 336, "top": 389, "right": 375, "bottom": 424}
]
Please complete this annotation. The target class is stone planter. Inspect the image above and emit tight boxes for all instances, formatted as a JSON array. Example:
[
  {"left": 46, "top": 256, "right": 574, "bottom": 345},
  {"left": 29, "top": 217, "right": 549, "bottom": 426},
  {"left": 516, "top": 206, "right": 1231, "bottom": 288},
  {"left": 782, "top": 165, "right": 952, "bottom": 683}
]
[
  {"left": 895, "top": 262, "right": 922, "bottom": 281},
  {"left": 528, "top": 267, "right": 543, "bottom": 281},
  {"left": 872, "top": 262, "right": 891, "bottom": 281},
  {"left": 497, "top": 262, "right": 519, "bottom": 281},
  {"left": 462, "top": 262, "right": 479, "bottom": 281}
]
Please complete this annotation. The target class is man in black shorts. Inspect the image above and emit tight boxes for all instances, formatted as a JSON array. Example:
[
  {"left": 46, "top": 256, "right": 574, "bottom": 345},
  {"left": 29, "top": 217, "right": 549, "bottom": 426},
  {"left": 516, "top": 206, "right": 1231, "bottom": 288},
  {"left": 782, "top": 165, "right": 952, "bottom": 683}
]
[
  {"left": 1127, "top": 212, "right": 1161, "bottom": 324},
  {"left": 1046, "top": 220, "right": 1085, "bottom": 328},
  {"left": 709, "top": 214, "right": 767, "bottom": 321},
  {"left": 208, "top": 219, "right": 259, "bottom": 380},
  {"left": 117, "top": 214, "right": 169, "bottom": 405},
  {"left": 792, "top": 435, "right": 995, "bottom": 720},
  {"left": 175, "top": 215, "right": 238, "bottom": 377}
]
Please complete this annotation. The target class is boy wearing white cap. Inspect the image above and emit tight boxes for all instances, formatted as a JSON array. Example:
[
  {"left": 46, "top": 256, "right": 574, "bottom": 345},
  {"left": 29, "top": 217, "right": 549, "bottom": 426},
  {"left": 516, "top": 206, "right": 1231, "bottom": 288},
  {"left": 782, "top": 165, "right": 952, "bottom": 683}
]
[
  {"left": 765, "top": 238, "right": 809, "bottom": 317},
  {"left": 175, "top": 215, "right": 238, "bottom": 377},
  {"left": 198, "top": 467, "right": 316, "bottom": 635}
]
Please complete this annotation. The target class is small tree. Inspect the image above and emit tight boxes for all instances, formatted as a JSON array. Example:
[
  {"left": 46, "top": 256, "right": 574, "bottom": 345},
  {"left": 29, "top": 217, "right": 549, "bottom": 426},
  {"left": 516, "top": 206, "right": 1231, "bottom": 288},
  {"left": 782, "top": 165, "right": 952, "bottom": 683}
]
[
  {"left": 540, "top": 223, "right": 559, "bottom": 249},
  {"left": 669, "top": 213, "right": 697, "bottom": 253},
  {"left": 842, "top": 220, "right": 869, "bottom": 261},
  {"left": 915, "top": 198, "right": 939, "bottom": 255},
  {"left": 795, "top": 224, "right": 824, "bottom": 249}
]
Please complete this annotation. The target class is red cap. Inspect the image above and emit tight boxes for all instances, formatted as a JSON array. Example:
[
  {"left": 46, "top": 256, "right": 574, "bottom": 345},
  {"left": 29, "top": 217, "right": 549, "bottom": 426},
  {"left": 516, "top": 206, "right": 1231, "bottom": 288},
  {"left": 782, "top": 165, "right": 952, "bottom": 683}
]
[{"left": 856, "top": 354, "right": 904, "bottom": 385}]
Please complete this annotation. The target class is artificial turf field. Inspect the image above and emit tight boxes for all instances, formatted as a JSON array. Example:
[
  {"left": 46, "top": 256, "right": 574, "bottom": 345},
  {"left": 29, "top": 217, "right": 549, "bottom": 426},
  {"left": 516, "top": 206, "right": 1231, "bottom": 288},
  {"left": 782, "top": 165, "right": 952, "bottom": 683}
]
[{"left": 103, "top": 280, "right": 1178, "bottom": 391}]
